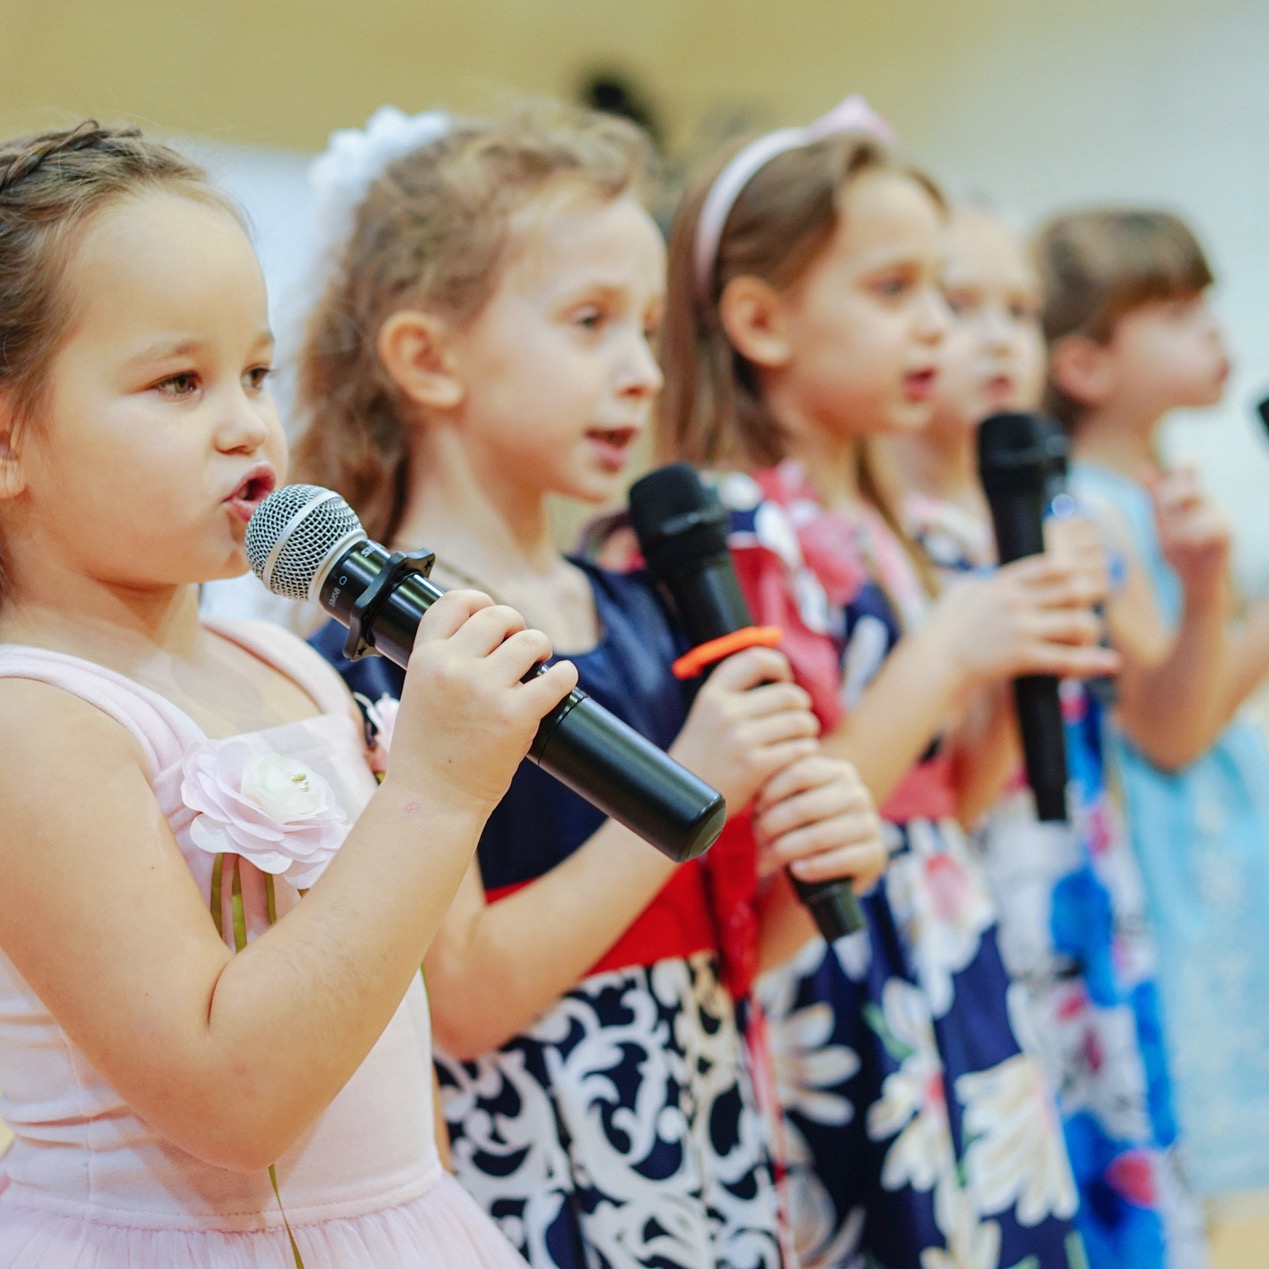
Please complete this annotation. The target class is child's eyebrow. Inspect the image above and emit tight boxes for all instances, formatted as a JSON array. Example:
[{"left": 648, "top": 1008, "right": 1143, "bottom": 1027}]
[
  {"left": 125, "top": 329, "right": 275, "bottom": 366},
  {"left": 126, "top": 337, "right": 208, "bottom": 366}
]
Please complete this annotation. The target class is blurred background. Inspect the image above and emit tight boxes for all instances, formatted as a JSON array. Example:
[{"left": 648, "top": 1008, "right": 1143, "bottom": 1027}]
[{"left": 2, "top": 2, "right": 1269, "bottom": 1256}]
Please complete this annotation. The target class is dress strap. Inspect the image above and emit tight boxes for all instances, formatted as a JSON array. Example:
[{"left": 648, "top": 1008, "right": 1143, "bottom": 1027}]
[{"left": 0, "top": 645, "right": 203, "bottom": 775}]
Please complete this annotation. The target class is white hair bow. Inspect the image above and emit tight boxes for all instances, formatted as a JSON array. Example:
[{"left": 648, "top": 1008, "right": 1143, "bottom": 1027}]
[{"left": 309, "top": 105, "right": 453, "bottom": 254}]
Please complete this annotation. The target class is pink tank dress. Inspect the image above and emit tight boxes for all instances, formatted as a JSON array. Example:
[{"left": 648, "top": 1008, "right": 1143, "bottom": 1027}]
[{"left": 0, "top": 619, "right": 526, "bottom": 1267}]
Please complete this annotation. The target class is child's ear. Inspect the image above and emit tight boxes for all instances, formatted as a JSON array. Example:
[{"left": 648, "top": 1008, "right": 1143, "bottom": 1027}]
[
  {"left": 1049, "top": 334, "right": 1114, "bottom": 409},
  {"left": 0, "top": 398, "right": 28, "bottom": 500},
  {"left": 718, "top": 275, "right": 793, "bottom": 370},
  {"left": 376, "top": 309, "right": 464, "bottom": 412}
]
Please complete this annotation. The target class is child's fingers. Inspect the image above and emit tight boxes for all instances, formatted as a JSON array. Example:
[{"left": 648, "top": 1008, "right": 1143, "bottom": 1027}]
[
  {"left": 437, "top": 602, "right": 533, "bottom": 659},
  {"left": 766, "top": 824, "right": 888, "bottom": 887},
  {"left": 707, "top": 646, "right": 794, "bottom": 691},
  {"left": 747, "top": 737, "right": 821, "bottom": 786},
  {"left": 514, "top": 659, "right": 580, "bottom": 716},
  {"left": 412, "top": 588, "right": 499, "bottom": 643},
  {"left": 741, "top": 707, "right": 821, "bottom": 750},
  {"left": 753, "top": 754, "right": 870, "bottom": 816},
  {"left": 1026, "top": 608, "right": 1105, "bottom": 646},
  {"left": 1020, "top": 640, "right": 1120, "bottom": 679},
  {"left": 484, "top": 627, "right": 557, "bottom": 681},
  {"left": 731, "top": 680, "right": 816, "bottom": 722}
]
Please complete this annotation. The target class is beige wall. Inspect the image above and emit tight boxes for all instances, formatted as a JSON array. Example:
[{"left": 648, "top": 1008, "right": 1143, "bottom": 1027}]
[{"left": 0, "top": 0, "right": 1002, "bottom": 149}]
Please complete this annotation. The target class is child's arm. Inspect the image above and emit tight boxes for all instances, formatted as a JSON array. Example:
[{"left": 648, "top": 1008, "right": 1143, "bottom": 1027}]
[
  {"left": 1101, "top": 468, "right": 1250, "bottom": 769},
  {"left": 820, "top": 555, "right": 1116, "bottom": 805},
  {"left": 0, "top": 592, "right": 576, "bottom": 1174},
  {"left": 423, "top": 646, "right": 821, "bottom": 1058}
]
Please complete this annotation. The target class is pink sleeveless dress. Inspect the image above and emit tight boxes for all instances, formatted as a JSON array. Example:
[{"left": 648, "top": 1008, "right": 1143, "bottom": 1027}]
[{"left": 0, "top": 619, "right": 526, "bottom": 1267}]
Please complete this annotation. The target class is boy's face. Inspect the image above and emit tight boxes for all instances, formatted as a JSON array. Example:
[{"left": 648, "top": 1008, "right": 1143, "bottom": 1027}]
[{"left": 1104, "top": 292, "right": 1230, "bottom": 416}]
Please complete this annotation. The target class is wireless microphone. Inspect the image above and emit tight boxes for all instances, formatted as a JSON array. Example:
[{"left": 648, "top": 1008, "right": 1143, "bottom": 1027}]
[
  {"left": 246, "top": 484, "right": 726, "bottom": 864},
  {"left": 977, "top": 413, "right": 1070, "bottom": 822},
  {"left": 628, "top": 462, "right": 865, "bottom": 939}
]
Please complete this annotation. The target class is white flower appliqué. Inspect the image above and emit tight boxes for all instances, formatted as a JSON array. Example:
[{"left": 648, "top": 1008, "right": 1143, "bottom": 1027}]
[{"left": 182, "top": 739, "right": 348, "bottom": 888}]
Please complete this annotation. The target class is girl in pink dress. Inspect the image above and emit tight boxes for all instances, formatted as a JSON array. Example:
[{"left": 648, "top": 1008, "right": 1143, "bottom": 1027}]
[{"left": 0, "top": 121, "right": 579, "bottom": 1267}]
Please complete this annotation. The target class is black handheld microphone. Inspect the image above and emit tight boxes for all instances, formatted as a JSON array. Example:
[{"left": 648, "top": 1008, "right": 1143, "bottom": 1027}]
[
  {"left": 245, "top": 484, "right": 726, "bottom": 864},
  {"left": 977, "top": 413, "right": 1070, "bottom": 822},
  {"left": 628, "top": 462, "right": 865, "bottom": 940}
]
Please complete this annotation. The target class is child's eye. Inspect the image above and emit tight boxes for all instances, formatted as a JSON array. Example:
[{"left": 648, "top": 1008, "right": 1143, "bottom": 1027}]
[
  {"left": 155, "top": 372, "right": 200, "bottom": 398},
  {"left": 943, "top": 290, "right": 974, "bottom": 316},
  {"left": 244, "top": 365, "right": 273, "bottom": 391},
  {"left": 572, "top": 307, "right": 606, "bottom": 332}
]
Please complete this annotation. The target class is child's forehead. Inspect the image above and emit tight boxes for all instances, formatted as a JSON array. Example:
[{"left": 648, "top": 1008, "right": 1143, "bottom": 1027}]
[
  {"left": 945, "top": 209, "right": 1037, "bottom": 286},
  {"left": 501, "top": 186, "right": 663, "bottom": 294},
  {"left": 65, "top": 191, "right": 268, "bottom": 344}
]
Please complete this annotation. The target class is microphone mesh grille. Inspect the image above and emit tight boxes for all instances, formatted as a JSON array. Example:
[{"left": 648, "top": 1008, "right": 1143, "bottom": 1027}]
[{"left": 245, "top": 484, "right": 363, "bottom": 601}]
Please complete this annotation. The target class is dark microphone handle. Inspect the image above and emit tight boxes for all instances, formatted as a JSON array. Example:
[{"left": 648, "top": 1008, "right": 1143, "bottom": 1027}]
[
  {"left": 321, "top": 542, "right": 725, "bottom": 863},
  {"left": 637, "top": 555, "right": 864, "bottom": 938},
  {"left": 983, "top": 477, "right": 1070, "bottom": 824},
  {"left": 789, "top": 873, "right": 866, "bottom": 942},
  {"left": 1013, "top": 675, "right": 1068, "bottom": 822}
]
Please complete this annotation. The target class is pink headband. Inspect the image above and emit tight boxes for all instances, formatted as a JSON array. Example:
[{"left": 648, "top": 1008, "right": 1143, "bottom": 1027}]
[{"left": 691, "top": 94, "right": 898, "bottom": 305}]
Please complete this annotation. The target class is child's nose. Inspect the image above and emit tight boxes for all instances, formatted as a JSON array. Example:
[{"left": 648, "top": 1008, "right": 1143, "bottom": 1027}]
[
  {"left": 620, "top": 335, "right": 664, "bottom": 398},
  {"left": 916, "top": 287, "right": 951, "bottom": 343},
  {"left": 216, "top": 386, "right": 272, "bottom": 452}
]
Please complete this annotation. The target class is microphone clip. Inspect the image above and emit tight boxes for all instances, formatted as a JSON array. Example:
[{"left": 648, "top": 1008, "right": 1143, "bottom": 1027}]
[{"left": 342, "top": 548, "right": 437, "bottom": 662}]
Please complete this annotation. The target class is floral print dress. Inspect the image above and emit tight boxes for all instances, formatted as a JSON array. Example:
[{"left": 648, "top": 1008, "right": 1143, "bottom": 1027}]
[
  {"left": 720, "top": 462, "right": 1085, "bottom": 1269},
  {"left": 903, "top": 491, "right": 1209, "bottom": 1269}
]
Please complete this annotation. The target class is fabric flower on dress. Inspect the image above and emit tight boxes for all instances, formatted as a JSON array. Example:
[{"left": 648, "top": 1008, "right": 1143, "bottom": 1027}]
[
  {"left": 885, "top": 819, "right": 996, "bottom": 1018},
  {"left": 865, "top": 978, "right": 959, "bottom": 1232},
  {"left": 181, "top": 738, "right": 347, "bottom": 888},
  {"left": 956, "top": 985, "right": 1079, "bottom": 1226}
]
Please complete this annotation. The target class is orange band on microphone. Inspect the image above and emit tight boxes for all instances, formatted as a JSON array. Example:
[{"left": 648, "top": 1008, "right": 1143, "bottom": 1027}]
[{"left": 672, "top": 626, "right": 784, "bottom": 679}]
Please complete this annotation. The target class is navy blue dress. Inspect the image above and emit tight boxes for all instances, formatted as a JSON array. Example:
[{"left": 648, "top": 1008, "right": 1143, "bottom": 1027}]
[{"left": 312, "top": 559, "right": 783, "bottom": 1268}]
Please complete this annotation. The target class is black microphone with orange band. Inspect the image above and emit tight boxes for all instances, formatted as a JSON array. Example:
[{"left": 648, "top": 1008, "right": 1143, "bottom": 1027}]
[{"left": 629, "top": 462, "right": 865, "bottom": 940}]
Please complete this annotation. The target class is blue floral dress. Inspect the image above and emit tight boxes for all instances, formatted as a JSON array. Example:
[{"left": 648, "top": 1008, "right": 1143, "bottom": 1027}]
[
  {"left": 904, "top": 491, "right": 1209, "bottom": 1269},
  {"left": 312, "top": 560, "right": 784, "bottom": 1269},
  {"left": 720, "top": 463, "right": 1084, "bottom": 1269}
]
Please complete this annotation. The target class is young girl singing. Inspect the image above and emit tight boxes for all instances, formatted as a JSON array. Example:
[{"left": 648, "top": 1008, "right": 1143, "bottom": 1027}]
[
  {"left": 656, "top": 103, "right": 1120, "bottom": 1267},
  {"left": 0, "top": 121, "right": 581, "bottom": 1267},
  {"left": 874, "top": 201, "right": 1209, "bottom": 1268},
  {"left": 294, "top": 104, "right": 887, "bottom": 1267},
  {"left": 1037, "top": 207, "right": 1269, "bottom": 1205}
]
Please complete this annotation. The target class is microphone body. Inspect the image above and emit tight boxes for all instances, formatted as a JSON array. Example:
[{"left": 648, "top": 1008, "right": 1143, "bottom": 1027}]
[
  {"left": 978, "top": 413, "right": 1070, "bottom": 823},
  {"left": 247, "top": 487, "right": 725, "bottom": 864},
  {"left": 629, "top": 463, "right": 865, "bottom": 940}
]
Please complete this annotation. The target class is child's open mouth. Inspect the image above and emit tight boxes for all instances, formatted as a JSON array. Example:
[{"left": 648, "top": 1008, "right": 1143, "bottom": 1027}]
[
  {"left": 226, "top": 467, "right": 278, "bottom": 522},
  {"left": 586, "top": 425, "right": 641, "bottom": 471}
]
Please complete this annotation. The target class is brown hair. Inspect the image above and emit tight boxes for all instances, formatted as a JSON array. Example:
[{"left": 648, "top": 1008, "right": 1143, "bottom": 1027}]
[
  {"left": 1034, "top": 208, "right": 1214, "bottom": 427},
  {"left": 291, "top": 103, "right": 651, "bottom": 545},
  {"left": 656, "top": 130, "right": 942, "bottom": 470},
  {"left": 0, "top": 120, "right": 230, "bottom": 603},
  {"left": 655, "top": 129, "right": 945, "bottom": 599}
]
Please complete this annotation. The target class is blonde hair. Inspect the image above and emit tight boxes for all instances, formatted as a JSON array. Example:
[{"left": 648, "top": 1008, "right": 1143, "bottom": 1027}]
[
  {"left": 0, "top": 121, "right": 230, "bottom": 605},
  {"left": 292, "top": 104, "right": 651, "bottom": 545},
  {"left": 1034, "top": 208, "right": 1214, "bottom": 428}
]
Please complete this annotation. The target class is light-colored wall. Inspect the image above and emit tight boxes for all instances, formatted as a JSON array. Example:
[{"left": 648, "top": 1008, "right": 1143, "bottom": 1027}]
[{"left": 2, "top": 0, "right": 1268, "bottom": 591}]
